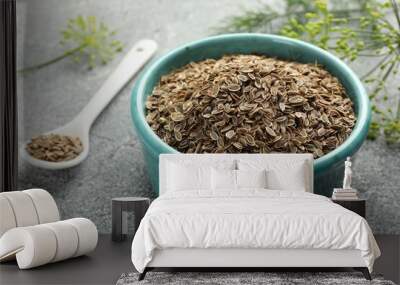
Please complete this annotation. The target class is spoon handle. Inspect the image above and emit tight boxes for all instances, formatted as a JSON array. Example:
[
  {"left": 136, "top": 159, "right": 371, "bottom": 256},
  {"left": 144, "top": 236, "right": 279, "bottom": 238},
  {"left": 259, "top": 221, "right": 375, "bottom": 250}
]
[{"left": 74, "top": 39, "right": 157, "bottom": 129}]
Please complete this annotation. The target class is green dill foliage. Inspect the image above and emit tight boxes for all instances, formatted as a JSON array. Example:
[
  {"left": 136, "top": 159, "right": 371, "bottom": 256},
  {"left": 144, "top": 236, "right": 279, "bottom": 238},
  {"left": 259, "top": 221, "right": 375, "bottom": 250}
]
[
  {"left": 61, "top": 15, "right": 123, "bottom": 69},
  {"left": 21, "top": 15, "right": 123, "bottom": 72},
  {"left": 215, "top": 0, "right": 400, "bottom": 145}
]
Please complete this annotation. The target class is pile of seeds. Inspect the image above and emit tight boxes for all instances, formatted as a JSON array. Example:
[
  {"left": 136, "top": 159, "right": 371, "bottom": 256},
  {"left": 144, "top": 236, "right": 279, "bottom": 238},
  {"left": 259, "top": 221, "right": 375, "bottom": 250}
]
[
  {"left": 145, "top": 55, "right": 356, "bottom": 157},
  {"left": 26, "top": 134, "right": 83, "bottom": 162}
]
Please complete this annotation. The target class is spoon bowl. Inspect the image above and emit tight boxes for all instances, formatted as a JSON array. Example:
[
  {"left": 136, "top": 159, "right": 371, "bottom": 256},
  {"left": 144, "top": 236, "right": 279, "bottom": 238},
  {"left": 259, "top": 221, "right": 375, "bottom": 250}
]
[
  {"left": 23, "top": 39, "right": 158, "bottom": 170},
  {"left": 21, "top": 119, "right": 90, "bottom": 170}
]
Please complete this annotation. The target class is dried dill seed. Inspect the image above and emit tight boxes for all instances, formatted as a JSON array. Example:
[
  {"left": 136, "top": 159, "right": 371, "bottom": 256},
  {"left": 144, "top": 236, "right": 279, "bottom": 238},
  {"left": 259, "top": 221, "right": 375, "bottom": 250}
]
[
  {"left": 26, "top": 134, "right": 83, "bottom": 162},
  {"left": 145, "top": 54, "right": 356, "bottom": 158}
]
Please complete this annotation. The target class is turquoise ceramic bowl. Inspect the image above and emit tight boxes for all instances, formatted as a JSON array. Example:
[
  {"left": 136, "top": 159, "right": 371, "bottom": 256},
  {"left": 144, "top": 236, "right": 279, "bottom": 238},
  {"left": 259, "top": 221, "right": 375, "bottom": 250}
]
[{"left": 131, "top": 34, "right": 371, "bottom": 196}]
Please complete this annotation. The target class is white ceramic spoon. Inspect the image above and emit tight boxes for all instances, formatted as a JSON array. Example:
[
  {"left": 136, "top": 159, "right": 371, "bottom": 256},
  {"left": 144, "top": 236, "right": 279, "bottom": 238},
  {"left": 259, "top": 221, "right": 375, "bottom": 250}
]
[{"left": 22, "top": 39, "right": 157, "bottom": 170}]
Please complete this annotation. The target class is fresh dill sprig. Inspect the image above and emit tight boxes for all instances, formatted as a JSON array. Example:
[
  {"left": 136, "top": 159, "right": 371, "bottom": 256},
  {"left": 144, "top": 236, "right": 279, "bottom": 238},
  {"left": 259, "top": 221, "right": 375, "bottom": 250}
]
[
  {"left": 20, "top": 15, "right": 124, "bottom": 73},
  {"left": 214, "top": 0, "right": 400, "bottom": 145}
]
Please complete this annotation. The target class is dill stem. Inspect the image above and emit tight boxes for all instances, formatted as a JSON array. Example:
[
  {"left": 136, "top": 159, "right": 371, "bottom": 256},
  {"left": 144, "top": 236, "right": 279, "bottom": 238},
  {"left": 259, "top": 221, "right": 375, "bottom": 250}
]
[
  {"left": 361, "top": 54, "right": 391, "bottom": 79},
  {"left": 19, "top": 44, "right": 87, "bottom": 74}
]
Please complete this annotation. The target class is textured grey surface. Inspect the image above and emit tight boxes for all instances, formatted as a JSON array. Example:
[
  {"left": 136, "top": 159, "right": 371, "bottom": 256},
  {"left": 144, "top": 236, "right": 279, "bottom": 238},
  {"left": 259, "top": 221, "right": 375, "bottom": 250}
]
[
  {"left": 16, "top": 0, "right": 400, "bottom": 234},
  {"left": 117, "top": 272, "right": 395, "bottom": 285}
]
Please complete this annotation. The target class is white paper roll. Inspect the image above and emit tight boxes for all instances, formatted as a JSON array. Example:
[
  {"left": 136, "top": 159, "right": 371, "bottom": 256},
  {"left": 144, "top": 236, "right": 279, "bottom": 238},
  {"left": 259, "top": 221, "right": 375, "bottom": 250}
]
[
  {"left": 42, "top": 221, "right": 78, "bottom": 262},
  {"left": 23, "top": 189, "right": 60, "bottom": 224},
  {"left": 0, "top": 226, "right": 57, "bottom": 269},
  {"left": 0, "top": 218, "right": 97, "bottom": 269},
  {"left": 1, "top": 192, "right": 39, "bottom": 227},
  {"left": 0, "top": 188, "right": 98, "bottom": 269},
  {"left": 64, "top": 218, "right": 98, "bottom": 257},
  {"left": 0, "top": 195, "right": 17, "bottom": 237}
]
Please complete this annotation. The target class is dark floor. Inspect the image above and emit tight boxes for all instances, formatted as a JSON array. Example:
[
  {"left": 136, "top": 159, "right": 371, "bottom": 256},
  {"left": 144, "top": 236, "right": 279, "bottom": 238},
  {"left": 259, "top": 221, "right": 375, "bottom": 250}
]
[
  {"left": 0, "top": 235, "right": 398, "bottom": 285},
  {"left": 0, "top": 235, "right": 134, "bottom": 285}
]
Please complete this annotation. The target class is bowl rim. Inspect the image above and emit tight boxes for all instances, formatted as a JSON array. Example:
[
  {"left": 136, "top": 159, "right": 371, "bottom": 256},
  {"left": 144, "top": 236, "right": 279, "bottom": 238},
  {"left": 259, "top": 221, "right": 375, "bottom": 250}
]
[{"left": 131, "top": 33, "right": 371, "bottom": 173}]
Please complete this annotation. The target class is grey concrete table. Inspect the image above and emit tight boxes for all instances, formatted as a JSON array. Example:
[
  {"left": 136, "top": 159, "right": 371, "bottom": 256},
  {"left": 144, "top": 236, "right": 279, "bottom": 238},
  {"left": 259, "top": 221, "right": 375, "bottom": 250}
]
[
  {"left": 112, "top": 197, "right": 150, "bottom": 242},
  {"left": 16, "top": 0, "right": 400, "bottom": 235}
]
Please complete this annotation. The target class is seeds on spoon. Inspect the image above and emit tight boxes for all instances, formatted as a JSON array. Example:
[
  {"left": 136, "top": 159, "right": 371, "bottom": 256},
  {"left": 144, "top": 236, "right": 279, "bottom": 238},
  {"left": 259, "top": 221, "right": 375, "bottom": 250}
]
[{"left": 26, "top": 134, "right": 83, "bottom": 162}]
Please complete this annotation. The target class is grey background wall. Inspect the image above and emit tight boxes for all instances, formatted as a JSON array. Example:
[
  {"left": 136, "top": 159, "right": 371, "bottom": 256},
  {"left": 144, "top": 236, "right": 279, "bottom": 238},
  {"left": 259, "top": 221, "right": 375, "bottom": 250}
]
[{"left": 17, "top": 0, "right": 399, "bottom": 234}]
